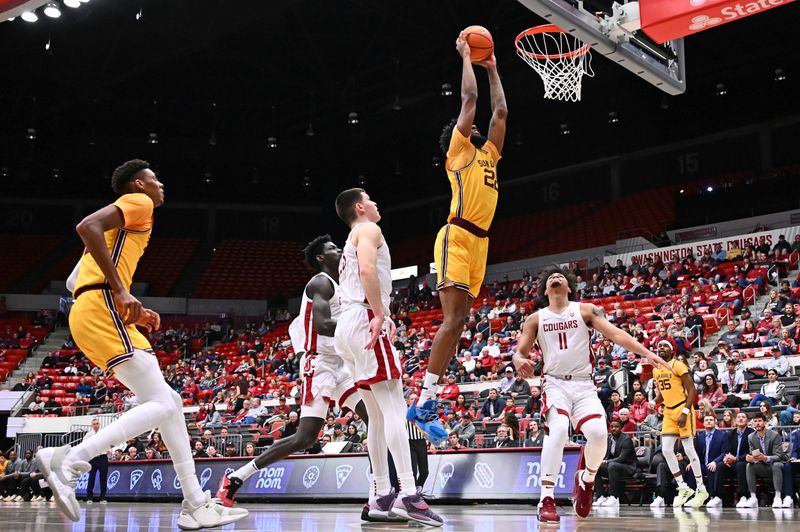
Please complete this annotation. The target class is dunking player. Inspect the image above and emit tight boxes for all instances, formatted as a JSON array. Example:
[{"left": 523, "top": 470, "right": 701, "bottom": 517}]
[
  {"left": 334, "top": 188, "right": 443, "bottom": 526},
  {"left": 513, "top": 267, "right": 671, "bottom": 522},
  {"left": 652, "top": 340, "right": 708, "bottom": 508},
  {"left": 215, "top": 235, "right": 396, "bottom": 521},
  {"left": 409, "top": 32, "right": 507, "bottom": 440},
  {"left": 36, "top": 160, "right": 247, "bottom": 529}
]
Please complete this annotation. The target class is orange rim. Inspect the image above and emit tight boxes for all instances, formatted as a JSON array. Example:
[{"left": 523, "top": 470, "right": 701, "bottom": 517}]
[{"left": 514, "top": 24, "right": 591, "bottom": 61}]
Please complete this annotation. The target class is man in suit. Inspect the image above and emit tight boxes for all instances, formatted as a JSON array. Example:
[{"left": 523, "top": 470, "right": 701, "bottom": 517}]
[
  {"left": 690, "top": 415, "right": 729, "bottom": 507},
  {"left": 479, "top": 388, "right": 506, "bottom": 421},
  {"left": 594, "top": 419, "right": 638, "bottom": 507},
  {"left": 737, "top": 412, "right": 789, "bottom": 508},
  {"left": 722, "top": 411, "right": 754, "bottom": 506},
  {"left": 781, "top": 419, "right": 800, "bottom": 508}
]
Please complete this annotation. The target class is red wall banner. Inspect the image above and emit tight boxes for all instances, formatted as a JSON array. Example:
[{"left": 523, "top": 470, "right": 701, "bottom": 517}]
[{"left": 640, "top": 0, "right": 797, "bottom": 44}]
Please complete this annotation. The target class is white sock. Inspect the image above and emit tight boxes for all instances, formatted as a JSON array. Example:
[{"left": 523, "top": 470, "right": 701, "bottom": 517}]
[
  {"left": 541, "top": 483, "right": 555, "bottom": 500},
  {"left": 373, "top": 474, "right": 391, "bottom": 496},
  {"left": 681, "top": 438, "right": 704, "bottom": 489},
  {"left": 418, "top": 372, "right": 440, "bottom": 404},
  {"left": 676, "top": 476, "right": 687, "bottom": 488},
  {"left": 231, "top": 460, "right": 259, "bottom": 482},
  {"left": 370, "top": 380, "right": 418, "bottom": 496},
  {"left": 360, "top": 389, "right": 389, "bottom": 495},
  {"left": 582, "top": 470, "right": 596, "bottom": 483}
]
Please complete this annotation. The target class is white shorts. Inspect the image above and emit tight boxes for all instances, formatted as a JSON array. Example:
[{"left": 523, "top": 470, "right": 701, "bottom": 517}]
[
  {"left": 334, "top": 306, "right": 402, "bottom": 389},
  {"left": 541, "top": 376, "right": 606, "bottom": 434},
  {"left": 299, "top": 351, "right": 359, "bottom": 419}
]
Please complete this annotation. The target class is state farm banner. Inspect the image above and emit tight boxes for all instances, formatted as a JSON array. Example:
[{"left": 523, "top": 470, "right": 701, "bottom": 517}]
[
  {"left": 73, "top": 447, "right": 582, "bottom": 501},
  {"left": 640, "top": 0, "right": 797, "bottom": 44},
  {"left": 607, "top": 226, "right": 800, "bottom": 266}
]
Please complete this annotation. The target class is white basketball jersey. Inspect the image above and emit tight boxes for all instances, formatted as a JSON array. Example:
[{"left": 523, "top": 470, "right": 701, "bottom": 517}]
[
  {"left": 537, "top": 301, "right": 593, "bottom": 378},
  {"left": 289, "top": 272, "right": 340, "bottom": 355},
  {"left": 338, "top": 224, "right": 392, "bottom": 313}
]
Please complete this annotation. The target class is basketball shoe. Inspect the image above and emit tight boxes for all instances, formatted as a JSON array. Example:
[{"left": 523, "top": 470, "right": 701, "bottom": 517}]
[
  {"left": 406, "top": 399, "right": 448, "bottom": 445},
  {"left": 177, "top": 490, "right": 248, "bottom": 530},
  {"left": 572, "top": 469, "right": 594, "bottom": 518},
  {"left": 391, "top": 488, "right": 444, "bottom": 526},
  {"left": 673, "top": 485, "right": 695, "bottom": 507},
  {"left": 215, "top": 475, "right": 243, "bottom": 508},
  {"left": 36, "top": 445, "right": 91, "bottom": 522},
  {"left": 363, "top": 490, "right": 408, "bottom": 522},
  {"left": 538, "top": 496, "right": 560, "bottom": 522}
]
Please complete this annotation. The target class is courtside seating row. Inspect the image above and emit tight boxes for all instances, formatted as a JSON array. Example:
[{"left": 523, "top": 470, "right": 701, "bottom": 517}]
[{"left": 193, "top": 240, "right": 309, "bottom": 300}]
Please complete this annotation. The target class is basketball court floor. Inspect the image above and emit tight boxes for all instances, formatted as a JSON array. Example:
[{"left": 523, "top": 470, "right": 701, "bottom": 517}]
[{"left": 2, "top": 502, "right": 796, "bottom": 531}]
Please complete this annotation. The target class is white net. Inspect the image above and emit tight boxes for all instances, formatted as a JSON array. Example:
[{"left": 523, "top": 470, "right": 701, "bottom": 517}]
[{"left": 515, "top": 26, "right": 594, "bottom": 102}]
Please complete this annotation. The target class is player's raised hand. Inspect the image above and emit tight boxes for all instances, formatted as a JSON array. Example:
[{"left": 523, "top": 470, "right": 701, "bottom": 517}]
[
  {"left": 365, "top": 314, "right": 384, "bottom": 350},
  {"left": 476, "top": 52, "right": 497, "bottom": 69},
  {"left": 456, "top": 34, "right": 471, "bottom": 58},
  {"left": 512, "top": 352, "right": 534, "bottom": 378},
  {"left": 114, "top": 289, "right": 142, "bottom": 325}
]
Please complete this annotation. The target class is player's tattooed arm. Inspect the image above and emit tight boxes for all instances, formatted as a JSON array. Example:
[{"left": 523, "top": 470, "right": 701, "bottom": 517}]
[{"left": 587, "top": 304, "right": 604, "bottom": 326}]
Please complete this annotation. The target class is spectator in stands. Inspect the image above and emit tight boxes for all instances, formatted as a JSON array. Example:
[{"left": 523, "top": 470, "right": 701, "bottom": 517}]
[
  {"left": 719, "top": 409, "right": 734, "bottom": 429},
  {"left": 594, "top": 419, "right": 637, "bottom": 507},
  {"left": 281, "top": 410, "right": 300, "bottom": 438},
  {"left": 144, "top": 448, "right": 158, "bottom": 460},
  {"left": 621, "top": 352, "right": 643, "bottom": 396},
  {"left": 524, "top": 420, "right": 545, "bottom": 448},
  {"left": 718, "top": 321, "right": 741, "bottom": 347},
  {"left": 322, "top": 415, "right": 336, "bottom": 438},
  {"left": 617, "top": 409, "right": 636, "bottom": 434},
  {"left": 524, "top": 386, "right": 542, "bottom": 417},
  {"left": 738, "top": 320, "right": 760, "bottom": 348},
  {"left": 594, "top": 359, "right": 613, "bottom": 404},
  {"left": 509, "top": 373, "right": 531, "bottom": 399},
  {"left": 124, "top": 436, "right": 143, "bottom": 455},
  {"left": 497, "top": 367, "right": 515, "bottom": 396},
  {"left": 273, "top": 397, "right": 291, "bottom": 418},
  {"left": 762, "top": 318, "right": 785, "bottom": 347},
  {"left": 439, "top": 374, "right": 460, "bottom": 401},
  {"left": 754, "top": 401, "right": 780, "bottom": 432},
  {"left": 691, "top": 415, "right": 729, "bottom": 507},
  {"left": 737, "top": 412, "right": 789, "bottom": 508},
  {"left": 747, "top": 347, "right": 790, "bottom": 381},
  {"left": 147, "top": 431, "right": 168, "bottom": 457},
  {"left": 773, "top": 235, "right": 793, "bottom": 255},
  {"left": 489, "top": 425, "right": 516, "bottom": 448},
  {"left": 605, "top": 390, "right": 627, "bottom": 420},
  {"left": 199, "top": 403, "right": 222, "bottom": 428},
  {"left": 206, "top": 446, "right": 218, "bottom": 458},
  {"left": 329, "top": 423, "right": 346, "bottom": 443},
  {"left": 700, "top": 375, "right": 726, "bottom": 409},
  {"left": 112, "top": 449, "right": 123, "bottom": 461},
  {"left": 0, "top": 450, "right": 21, "bottom": 501},
  {"left": 235, "top": 397, "right": 267, "bottom": 425},
  {"left": 452, "top": 412, "right": 475, "bottom": 445},
  {"left": 640, "top": 403, "right": 663, "bottom": 447},
  {"left": 224, "top": 444, "right": 237, "bottom": 458},
  {"left": 721, "top": 359, "right": 747, "bottom": 395},
  {"left": 692, "top": 359, "right": 714, "bottom": 393},
  {"left": 629, "top": 391, "right": 649, "bottom": 426},
  {"left": 480, "top": 389, "right": 505, "bottom": 422},
  {"left": 124, "top": 447, "right": 138, "bottom": 461},
  {"left": 192, "top": 441, "right": 207, "bottom": 459},
  {"left": 777, "top": 329, "right": 797, "bottom": 357},
  {"left": 462, "top": 352, "right": 478, "bottom": 375},
  {"left": 346, "top": 424, "right": 361, "bottom": 444},
  {"left": 243, "top": 443, "right": 256, "bottom": 458},
  {"left": 685, "top": 306, "right": 704, "bottom": 343},
  {"left": 765, "top": 290, "right": 788, "bottom": 314},
  {"left": 28, "top": 395, "right": 46, "bottom": 414},
  {"left": 452, "top": 395, "right": 472, "bottom": 418},
  {"left": 779, "top": 394, "right": 800, "bottom": 426}
]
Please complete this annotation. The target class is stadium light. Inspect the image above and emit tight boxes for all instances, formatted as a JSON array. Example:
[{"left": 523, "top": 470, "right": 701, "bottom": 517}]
[
  {"left": 714, "top": 83, "right": 727, "bottom": 97},
  {"left": 774, "top": 68, "right": 786, "bottom": 82},
  {"left": 706, "top": 186, "right": 713, "bottom": 192},
  {"left": 43, "top": 3, "right": 61, "bottom": 18},
  {"left": 440, "top": 83, "right": 453, "bottom": 97},
  {"left": 64, "top": 0, "right": 81, "bottom": 8},
  {"left": 267, "top": 136, "right": 277, "bottom": 149},
  {"left": 559, "top": 123, "right": 570, "bottom": 136},
  {"left": 21, "top": 11, "right": 38, "bottom": 22}
]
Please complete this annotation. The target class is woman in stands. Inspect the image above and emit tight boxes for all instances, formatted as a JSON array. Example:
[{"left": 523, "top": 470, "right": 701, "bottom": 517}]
[
  {"left": 692, "top": 359, "right": 714, "bottom": 392},
  {"left": 738, "top": 320, "right": 760, "bottom": 348},
  {"left": 718, "top": 409, "right": 734, "bottom": 429},
  {"left": 705, "top": 284, "right": 723, "bottom": 313},
  {"left": 754, "top": 401, "right": 780, "bottom": 431},
  {"left": 148, "top": 431, "right": 168, "bottom": 456},
  {"left": 243, "top": 443, "right": 256, "bottom": 458},
  {"left": 452, "top": 395, "right": 473, "bottom": 418},
  {"left": 700, "top": 375, "right": 726, "bottom": 409}
]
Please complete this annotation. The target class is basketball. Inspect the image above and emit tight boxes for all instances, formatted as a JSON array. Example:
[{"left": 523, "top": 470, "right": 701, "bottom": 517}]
[{"left": 462, "top": 25, "right": 493, "bottom": 62}]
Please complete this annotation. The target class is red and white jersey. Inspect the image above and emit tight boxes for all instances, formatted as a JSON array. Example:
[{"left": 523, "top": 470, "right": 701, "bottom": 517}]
[
  {"left": 338, "top": 223, "right": 392, "bottom": 313},
  {"left": 537, "top": 301, "right": 594, "bottom": 378},
  {"left": 288, "top": 272, "right": 340, "bottom": 355}
]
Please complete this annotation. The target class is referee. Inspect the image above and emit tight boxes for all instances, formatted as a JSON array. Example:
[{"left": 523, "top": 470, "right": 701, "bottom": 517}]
[
  {"left": 83, "top": 418, "right": 109, "bottom": 504},
  {"left": 389, "top": 395, "right": 430, "bottom": 492}
]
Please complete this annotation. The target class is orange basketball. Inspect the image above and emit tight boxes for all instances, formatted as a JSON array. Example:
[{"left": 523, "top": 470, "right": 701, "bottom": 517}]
[{"left": 462, "top": 25, "right": 493, "bottom": 62}]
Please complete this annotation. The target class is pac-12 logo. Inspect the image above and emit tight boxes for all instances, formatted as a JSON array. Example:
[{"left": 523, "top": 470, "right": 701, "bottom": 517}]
[
  {"left": 108, "top": 470, "right": 120, "bottom": 490},
  {"left": 151, "top": 469, "right": 163, "bottom": 490},
  {"left": 473, "top": 462, "right": 494, "bottom": 489},
  {"left": 439, "top": 463, "right": 455, "bottom": 489},
  {"left": 335, "top": 465, "right": 353, "bottom": 489},
  {"left": 130, "top": 469, "right": 144, "bottom": 490},
  {"left": 302, "top": 466, "right": 320, "bottom": 489}
]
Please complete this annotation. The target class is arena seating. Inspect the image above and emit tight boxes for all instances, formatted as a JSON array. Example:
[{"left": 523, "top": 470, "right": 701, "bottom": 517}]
[
  {"left": 0, "top": 234, "right": 63, "bottom": 292},
  {"left": 192, "top": 240, "right": 308, "bottom": 299},
  {"left": 135, "top": 237, "right": 199, "bottom": 296}
]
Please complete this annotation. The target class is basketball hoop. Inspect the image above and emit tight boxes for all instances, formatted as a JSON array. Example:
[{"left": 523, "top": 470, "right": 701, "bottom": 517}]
[{"left": 515, "top": 24, "right": 594, "bottom": 102}]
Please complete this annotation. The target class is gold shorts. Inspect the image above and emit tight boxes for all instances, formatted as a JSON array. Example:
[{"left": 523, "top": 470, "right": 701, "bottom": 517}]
[{"left": 433, "top": 223, "right": 489, "bottom": 299}]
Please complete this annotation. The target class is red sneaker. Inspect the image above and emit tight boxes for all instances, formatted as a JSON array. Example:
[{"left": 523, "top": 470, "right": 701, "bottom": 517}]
[
  {"left": 215, "top": 475, "right": 242, "bottom": 508},
  {"left": 538, "top": 496, "right": 560, "bottom": 522},
  {"left": 572, "top": 469, "right": 594, "bottom": 518}
]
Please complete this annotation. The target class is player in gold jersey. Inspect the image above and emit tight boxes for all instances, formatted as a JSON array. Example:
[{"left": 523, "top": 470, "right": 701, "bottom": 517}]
[
  {"left": 409, "top": 32, "right": 507, "bottom": 435},
  {"left": 652, "top": 340, "right": 709, "bottom": 508},
  {"left": 37, "top": 160, "right": 247, "bottom": 529}
]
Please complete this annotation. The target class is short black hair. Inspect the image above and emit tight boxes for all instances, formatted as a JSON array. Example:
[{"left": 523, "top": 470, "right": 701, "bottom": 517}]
[
  {"left": 752, "top": 412, "right": 766, "bottom": 421},
  {"left": 111, "top": 159, "right": 150, "bottom": 195},
  {"left": 439, "top": 118, "right": 457, "bottom": 154},
  {"left": 335, "top": 188, "right": 365, "bottom": 224},
  {"left": 537, "top": 266, "right": 577, "bottom": 306},
  {"left": 303, "top": 234, "right": 332, "bottom": 272},
  {"left": 609, "top": 419, "right": 622, "bottom": 427}
]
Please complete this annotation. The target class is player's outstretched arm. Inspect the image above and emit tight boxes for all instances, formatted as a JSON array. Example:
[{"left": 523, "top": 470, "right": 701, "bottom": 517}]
[
  {"left": 480, "top": 54, "right": 508, "bottom": 154},
  {"left": 308, "top": 276, "right": 336, "bottom": 337},
  {"left": 76, "top": 205, "right": 142, "bottom": 325},
  {"left": 454, "top": 34, "right": 478, "bottom": 138},
  {"left": 512, "top": 313, "right": 539, "bottom": 378},
  {"left": 582, "top": 303, "right": 672, "bottom": 372}
]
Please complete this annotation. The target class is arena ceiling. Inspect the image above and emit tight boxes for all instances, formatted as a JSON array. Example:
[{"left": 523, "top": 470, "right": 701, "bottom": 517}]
[{"left": 1, "top": 0, "right": 798, "bottom": 206}]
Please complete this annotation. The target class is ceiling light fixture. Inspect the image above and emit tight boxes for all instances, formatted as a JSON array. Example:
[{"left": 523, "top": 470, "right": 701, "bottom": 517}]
[
  {"left": 440, "top": 83, "right": 453, "bottom": 97},
  {"left": 21, "top": 11, "right": 38, "bottom": 22},
  {"left": 147, "top": 132, "right": 158, "bottom": 144},
  {"left": 608, "top": 111, "right": 619, "bottom": 124},
  {"left": 559, "top": 123, "right": 570, "bottom": 136},
  {"left": 43, "top": 3, "right": 61, "bottom": 18},
  {"left": 774, "top": 68, "right": 786, "bottom": 82},
  {"left": 714, "top": 83, "right": 727, "bottom": 96},
  {"left": 347, "top": 111, "right": 359, "bottom": 125},
  {"left": 267, "top": 136, "right": 277, "bottom": 149},
  {"left": 26, "top": 128, "right": 37, "bottom": 141},
  {"left": 64, "top": 0, "right": 81, "bottom": 8}
]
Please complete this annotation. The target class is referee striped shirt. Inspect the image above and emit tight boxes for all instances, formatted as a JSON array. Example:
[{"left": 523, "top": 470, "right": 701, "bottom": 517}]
[{"left": 406, "top": 419, "right": 427, "bottom": 440}]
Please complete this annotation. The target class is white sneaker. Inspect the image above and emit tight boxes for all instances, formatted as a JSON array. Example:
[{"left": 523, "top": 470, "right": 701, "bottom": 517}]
[
  {"left": 36, "top": 445, "right": 91, "bottom": 522},
  {"left": 99, "top": 499, "right": 107, "bottom": 505},
  {"left": 740, "top": 495, "right": 758, "bottom": 508},
  {"left": 177, "top": 491, "right": 249, "bottom": 530},
  {"left": 782, "top": 496, "right": 793, "bottom": 508},
  {"left": 86, "top": 499, "right": 93, "bottom": 505},
  {"left": 650, "top": 496, "right": 665, "bottom": 508},
  {"left": 706, "top": 496, "right": 722, "bottom": 508},
  {"left": 772, "top": 496, "right": 783, "bottom": 508},
  {"left": 601, "top": 496, "right": 620, "bottom": 507},
  {"left": 596, "top": 496, "right": 608, "bottom": 506},
  {"left": 13, "top": 495, "right": 23, "bottom": 502}
]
